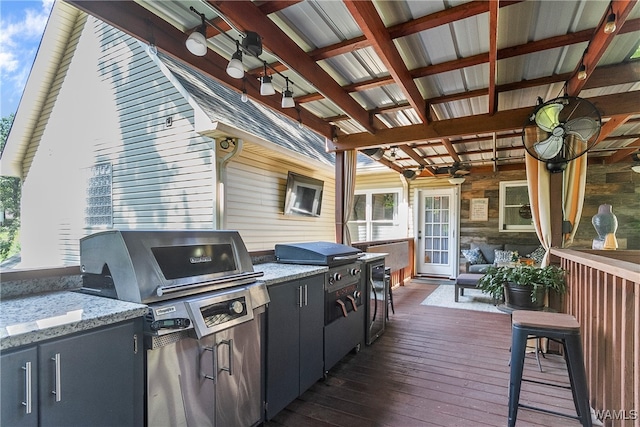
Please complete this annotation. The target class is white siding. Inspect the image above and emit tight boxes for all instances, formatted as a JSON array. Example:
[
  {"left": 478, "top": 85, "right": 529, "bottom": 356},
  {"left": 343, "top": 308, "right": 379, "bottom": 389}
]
[
  {"left": 224, "top": 143, "right": 336, "bottom": 251},
  {"left": 19, "top": 16, "right": 217, "bottom": 267}
]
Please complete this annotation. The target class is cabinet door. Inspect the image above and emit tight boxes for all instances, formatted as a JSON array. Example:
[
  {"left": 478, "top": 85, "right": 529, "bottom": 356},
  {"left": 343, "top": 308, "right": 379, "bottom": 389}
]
[
  {"left": 215, "top": 313, "right": 263, "bottom": 427},
  {"left": 298, "top": 274, "right": 325, "bottom": 392},
  {"left": 1, "top": 347, "right": 38, "bottom": 427},
  {"left": 265, "top": 280, "right": 301, "bottom": 419},
  {"left": 39, "top": 320, "right": 142, "bottom": 427}
]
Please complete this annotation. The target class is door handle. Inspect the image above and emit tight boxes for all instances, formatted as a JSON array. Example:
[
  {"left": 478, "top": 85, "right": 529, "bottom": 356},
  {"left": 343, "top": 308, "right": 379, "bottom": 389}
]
[
  {"left": 298, "top": 286, "right": 303, "bottom": 308},
  {"left": 218, "top": 339, "right": 233, "bottom": 376},
  {"left": 51, "top": 353, "right": 62, "bottom": 402},
  {"left": 303, "top": 285, "right": 308, "bottom": 306},
  {"left": 202, "top": 345, "right": 216, "bottom": 382},
  {"left": 21, "top": 362, "right": 32, "bottom": 414}
]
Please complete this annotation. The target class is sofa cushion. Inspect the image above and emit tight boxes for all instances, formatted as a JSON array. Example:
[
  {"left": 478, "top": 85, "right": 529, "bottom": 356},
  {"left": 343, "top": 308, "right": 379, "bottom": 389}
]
[
  {"left": 470, "top": 243, "right": 503, "bottom": 264},
  {"left": 461, "top": 247, "right": 487, "bottom": 265},
  {"left": 468, "top": 263, "right": 492, "bottom": 273},
  {"left": 494, "top": 249, "right": 515, "bottom": 264},
  {"left": 504, "top": 244, "right": 540, "bottom": 258},
  {"left": 526, "top": 246, "right": 546, "bottom": 264}
]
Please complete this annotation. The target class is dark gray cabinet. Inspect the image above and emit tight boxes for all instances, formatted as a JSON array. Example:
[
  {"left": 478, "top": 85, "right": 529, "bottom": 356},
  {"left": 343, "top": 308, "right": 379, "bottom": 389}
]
[
  {"left": 265, "top": 274, "right": 324, "bottom": 419},
  {"left": 1, "top": 319, "right": 143, "bottom": 427}
]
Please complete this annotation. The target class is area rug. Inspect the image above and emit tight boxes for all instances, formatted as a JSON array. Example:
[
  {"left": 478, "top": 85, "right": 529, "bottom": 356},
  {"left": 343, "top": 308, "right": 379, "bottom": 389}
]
[{"left": 420, "top": 284, "right": 505, "bottom": 314}]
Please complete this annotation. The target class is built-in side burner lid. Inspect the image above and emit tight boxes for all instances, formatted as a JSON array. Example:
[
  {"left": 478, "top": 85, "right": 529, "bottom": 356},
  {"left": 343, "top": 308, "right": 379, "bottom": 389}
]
[{"left": 275, "top": 241, "right": 363, "bottom": 266}]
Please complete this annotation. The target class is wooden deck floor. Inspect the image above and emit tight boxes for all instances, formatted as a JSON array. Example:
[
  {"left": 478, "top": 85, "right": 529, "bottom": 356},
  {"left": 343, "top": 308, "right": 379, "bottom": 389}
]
[{"left": 265, "top": 279, "right": 584, "bottom": 427}]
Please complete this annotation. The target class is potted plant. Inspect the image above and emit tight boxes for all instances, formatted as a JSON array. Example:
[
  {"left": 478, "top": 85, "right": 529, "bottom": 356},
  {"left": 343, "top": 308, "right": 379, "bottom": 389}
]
[{"left": 477, "top": 264, "right": 567, "bottom": 310}]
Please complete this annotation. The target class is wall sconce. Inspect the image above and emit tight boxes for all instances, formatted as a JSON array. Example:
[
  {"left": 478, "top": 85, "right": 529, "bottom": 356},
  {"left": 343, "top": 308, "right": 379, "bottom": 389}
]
[
  {"left": 448, "top": 177, "right": 465, "bottom": 185},
  {"left": 604, "top": 5, "right": 617, "bottom": 34},
  {"left": 362, "top": 148, "right": 384, "bottom": 160},
  {"left": 185, "top": 12, "right": 207, "bottom": 56},
  {"left": 281, "top": 78, "right": 295, "bottom": 108}
]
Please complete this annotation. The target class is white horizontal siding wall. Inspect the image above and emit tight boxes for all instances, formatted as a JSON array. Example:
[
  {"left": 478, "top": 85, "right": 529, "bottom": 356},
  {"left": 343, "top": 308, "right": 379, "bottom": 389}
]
[
  {"left": 224, "top": 143, "right": 335, "bottom": 251},
  {"left": 19, "top": 16, "right": 216, "bottom": 267}
]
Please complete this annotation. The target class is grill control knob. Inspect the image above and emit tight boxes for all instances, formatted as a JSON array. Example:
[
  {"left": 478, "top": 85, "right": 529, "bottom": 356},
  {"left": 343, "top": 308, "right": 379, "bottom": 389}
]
[
  {"left": 332, "top": 272, "right": 342, "bottom": 281},
  {"left": 349, "top": 268, "right": 361, "bottom": 275},
  {"left": 229, "top": 300, "right": 244, "bottom": 314},
  {"left": 353, "top": 290, "right": 361, "bottom": 299}
]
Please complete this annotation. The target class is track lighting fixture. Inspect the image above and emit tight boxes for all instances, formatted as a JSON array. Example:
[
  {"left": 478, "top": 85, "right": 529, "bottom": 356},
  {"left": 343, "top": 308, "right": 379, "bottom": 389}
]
[
  {"left": 189, "top": 6, "right": 298, "bottom": 110},
  {"left": 186, "top": 12, "right": 207, "bottom": 56},
  {"left": 226, "top": 41, "right": 244, "bottom": 79},
  {"left": 260, "top": 64, "right": 275, "bottom": 96},
  {"left": 577, "top": 63, "right": 587, "bottom": 81},
  {"left": 604, "top": 6, "right": 617, "bottom": 34},
  {"left": 281, "top": 78, "right": 295, "bottom": 108}
]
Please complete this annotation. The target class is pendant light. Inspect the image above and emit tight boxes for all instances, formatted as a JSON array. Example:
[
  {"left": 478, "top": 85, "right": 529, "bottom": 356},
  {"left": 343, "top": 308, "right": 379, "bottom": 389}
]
[
  {"left": 281, "top": 77, "right": 295, "bottom": 108},
  {"left": 604, "top": 5, "right": 617, "bottom": 34},
  {"left": 226, "top": 41, "right": 244, "bottom": 79},
  {"left": 186, "top": 13, "right": 207, "bottom": 56},
  {"left": 260, "top": 63, "right": 275, "bottom": 96}
]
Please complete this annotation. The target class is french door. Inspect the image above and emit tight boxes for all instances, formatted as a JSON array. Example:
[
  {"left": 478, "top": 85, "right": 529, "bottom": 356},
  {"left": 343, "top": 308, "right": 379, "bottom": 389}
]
[{"left": 415, "top": 187, "right": 460, "bottom": 278}]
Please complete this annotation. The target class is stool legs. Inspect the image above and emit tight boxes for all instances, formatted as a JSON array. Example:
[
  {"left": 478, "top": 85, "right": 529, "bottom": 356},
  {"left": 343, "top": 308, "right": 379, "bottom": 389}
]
[
  {"left": 563, "top": 335, "right": 592, "bottom": 427},
  {"left": 508, "top": 326, "right": 528, "bottom": 427}
]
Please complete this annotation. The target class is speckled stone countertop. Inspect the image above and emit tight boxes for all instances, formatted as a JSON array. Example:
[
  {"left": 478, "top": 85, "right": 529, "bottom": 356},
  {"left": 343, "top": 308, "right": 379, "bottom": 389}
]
[
  {"left": 254, "top": 263, "right": 328, "bottom": 285},
  {"left": 0, "top": 291, "right": 147, "bottom": 350}
]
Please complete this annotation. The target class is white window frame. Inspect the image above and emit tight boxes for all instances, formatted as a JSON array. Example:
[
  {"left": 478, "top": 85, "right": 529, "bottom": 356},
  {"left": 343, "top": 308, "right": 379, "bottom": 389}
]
[
  {"left": 348, "top": 188, "right": 403, "bottom": 242},
  {"left": 499, "top": 180, "right": 535, "bottom": 232}
]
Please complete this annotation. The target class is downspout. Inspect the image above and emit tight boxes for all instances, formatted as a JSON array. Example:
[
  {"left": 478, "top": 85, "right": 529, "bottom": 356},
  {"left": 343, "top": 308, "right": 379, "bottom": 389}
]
[{"left": 216, "top": 138, "right": 243, "bottom": 230}]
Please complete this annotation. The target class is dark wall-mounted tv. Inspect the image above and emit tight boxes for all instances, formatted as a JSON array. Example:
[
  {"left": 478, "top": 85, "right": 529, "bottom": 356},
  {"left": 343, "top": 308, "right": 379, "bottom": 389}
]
[{"left": 283, "top": 171, "right": 324, "bottom": 217}]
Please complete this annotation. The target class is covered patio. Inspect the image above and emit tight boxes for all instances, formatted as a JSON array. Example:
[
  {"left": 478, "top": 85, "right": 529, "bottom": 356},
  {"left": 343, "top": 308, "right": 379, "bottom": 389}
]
[{"left": 266, "top": 279, "right": 584, "bottom": 426}]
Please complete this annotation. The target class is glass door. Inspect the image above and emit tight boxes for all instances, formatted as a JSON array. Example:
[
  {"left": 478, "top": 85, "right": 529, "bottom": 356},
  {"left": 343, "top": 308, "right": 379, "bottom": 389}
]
[{"left": 416, "top": 187, "right": 459, "bottom": 278}]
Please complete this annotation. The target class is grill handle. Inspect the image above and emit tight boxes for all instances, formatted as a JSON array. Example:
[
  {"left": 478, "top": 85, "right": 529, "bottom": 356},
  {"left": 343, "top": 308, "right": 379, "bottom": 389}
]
[
  {"left": 332, "top": 254, "right": 363, "bottom": 261},
  {"left": 156, "top": 271, "right": 264, "bottom": 296}
]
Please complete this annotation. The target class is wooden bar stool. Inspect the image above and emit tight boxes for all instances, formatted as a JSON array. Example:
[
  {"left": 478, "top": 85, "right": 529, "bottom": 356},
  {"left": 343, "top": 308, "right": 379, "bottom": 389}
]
[{"left": 508, "top": 310, "right": 592, "bottom": 427}]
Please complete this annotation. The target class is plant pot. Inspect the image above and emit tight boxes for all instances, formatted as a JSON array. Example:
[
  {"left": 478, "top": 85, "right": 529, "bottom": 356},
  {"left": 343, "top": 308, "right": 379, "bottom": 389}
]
[{"left": 503, "top": 282, "right": 545, "bottom": 310}]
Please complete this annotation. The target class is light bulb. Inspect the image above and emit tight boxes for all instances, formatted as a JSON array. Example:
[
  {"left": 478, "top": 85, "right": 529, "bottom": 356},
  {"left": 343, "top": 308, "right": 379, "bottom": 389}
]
[{"left": 604, "top": 13, "right": 616, "bottom": 34}]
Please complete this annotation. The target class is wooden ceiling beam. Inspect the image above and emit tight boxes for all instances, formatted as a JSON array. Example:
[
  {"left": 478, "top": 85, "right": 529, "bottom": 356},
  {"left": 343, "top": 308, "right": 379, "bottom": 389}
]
[
  {"left": 566, "top": 0, "right": 638, "bottom": 96},
  {"left": 605, "top": 138, "right": 640, "bottom": 163},
  {"left": 596, "top": 115, "right": 633, "bottom": 145},
  {"left": 345, "top": 0, "right": 429, "bottom": 124},
  {"left": 487, "top": 0, "right": 499, "bottom": 115},
  {"left": 329, "top": 91, "right": 640, "bottom": 151},
  {"left": 208, "top": 0, "right": 380, "bottom": 134}
]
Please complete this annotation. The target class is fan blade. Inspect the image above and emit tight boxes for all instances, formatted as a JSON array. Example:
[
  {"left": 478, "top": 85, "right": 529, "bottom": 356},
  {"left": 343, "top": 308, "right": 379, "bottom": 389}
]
[
  {"left": 535, "top": 103, "right": 563, "bottom": 132},
  {"left": 564, "top": 117, "right": 599, "bottom": 141},
  {"left": 533, "top": 135, "right": 563, "bottom": 160}
]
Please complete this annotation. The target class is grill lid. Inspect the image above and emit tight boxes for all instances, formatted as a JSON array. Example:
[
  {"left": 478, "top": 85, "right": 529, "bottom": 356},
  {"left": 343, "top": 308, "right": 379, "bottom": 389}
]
[
  {"left": 80, "top": 230, "right": 262, "bottom": 304},
  {"left": 275, "top": 241, "right": 362, "bottom": 266}
]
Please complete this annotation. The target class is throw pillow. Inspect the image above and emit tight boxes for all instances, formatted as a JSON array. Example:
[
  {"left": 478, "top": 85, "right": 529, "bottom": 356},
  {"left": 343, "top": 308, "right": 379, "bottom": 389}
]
[
  {"left": 494, "top": 249, "right": 514, "bottom": 265},
  {"left": 461, "top": 248, "right": 487, "bottom": 265},
  {"left": 527, "top": 246, "right": 546, "bottom": 264}
]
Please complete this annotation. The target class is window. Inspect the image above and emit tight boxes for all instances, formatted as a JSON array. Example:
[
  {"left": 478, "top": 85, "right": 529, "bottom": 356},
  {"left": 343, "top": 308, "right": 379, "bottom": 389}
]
[
  {"left": 499, "top": 180, "right": 534, "bottom": 232},
  {"left": 84, "top": 163, "right": 113, "bottom": 228},
  {"left": 348, "top": 190, "right": 404, "bottom": 242}
]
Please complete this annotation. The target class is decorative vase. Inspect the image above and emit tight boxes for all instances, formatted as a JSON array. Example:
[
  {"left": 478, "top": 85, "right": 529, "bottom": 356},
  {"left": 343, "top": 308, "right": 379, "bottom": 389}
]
[{"left": 592, "top": 204, "right": 618, "bottom": 242}]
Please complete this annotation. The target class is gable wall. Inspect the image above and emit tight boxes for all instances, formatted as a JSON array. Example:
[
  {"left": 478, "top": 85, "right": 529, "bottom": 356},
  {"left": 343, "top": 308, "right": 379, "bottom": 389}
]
[{"left": 19, "top": 17, "right": 217, "bottom": 267}]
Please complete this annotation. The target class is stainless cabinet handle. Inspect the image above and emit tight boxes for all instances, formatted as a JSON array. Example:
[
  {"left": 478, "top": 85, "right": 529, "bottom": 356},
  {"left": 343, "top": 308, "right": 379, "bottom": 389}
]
[
  {"left": 133, "top": 334, "right": 138, "bottom": 354},
  {"left": 218, "top": 339, "right": 233, "bottom": 376},
  {"left": 298, "top": 286, "right": 303, "bottom": 308},
  {"left": 202, "top": 346, "right": 216, "bottom": 382},
  {"left": 303, "top": 285, "right": 308, "bottom": 306},
  {"left": 51, "top": 353, "right": 61, "bottom": 402},
  {"left": 21, "top": 362, "right": 32, "bottom": 414}
]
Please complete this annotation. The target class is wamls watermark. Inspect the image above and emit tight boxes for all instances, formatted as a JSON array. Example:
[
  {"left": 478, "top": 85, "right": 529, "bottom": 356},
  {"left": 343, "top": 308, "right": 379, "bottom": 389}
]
[{"left": 593, "top": 408, "right": 638, "bottom": 422}]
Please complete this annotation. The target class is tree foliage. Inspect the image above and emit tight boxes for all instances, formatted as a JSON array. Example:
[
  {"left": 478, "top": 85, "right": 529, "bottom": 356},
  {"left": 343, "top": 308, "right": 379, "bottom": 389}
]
[{"left": 1, "top": 114, "right": 21, "bottom": 260}]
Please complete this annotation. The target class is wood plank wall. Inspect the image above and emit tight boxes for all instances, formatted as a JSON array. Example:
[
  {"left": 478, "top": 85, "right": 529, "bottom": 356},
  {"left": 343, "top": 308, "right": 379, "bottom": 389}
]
[{"left": 552, "top": 248, "right": 639, "bottom": 427}]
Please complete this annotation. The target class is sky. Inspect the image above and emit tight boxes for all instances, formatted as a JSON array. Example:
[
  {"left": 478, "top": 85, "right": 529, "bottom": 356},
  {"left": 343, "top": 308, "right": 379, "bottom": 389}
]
[{"left": 1, "top": 0, "right": 54, "bottom": 118}]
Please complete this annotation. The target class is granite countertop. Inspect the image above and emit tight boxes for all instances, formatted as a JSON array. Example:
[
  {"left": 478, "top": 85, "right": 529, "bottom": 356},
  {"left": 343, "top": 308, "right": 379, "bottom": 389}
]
[
  {"left": 0, "top": 291, "right": 147, "bottom": 350},
  {"left": 254, "top": 262, "right": 328, "bottom": 285}
]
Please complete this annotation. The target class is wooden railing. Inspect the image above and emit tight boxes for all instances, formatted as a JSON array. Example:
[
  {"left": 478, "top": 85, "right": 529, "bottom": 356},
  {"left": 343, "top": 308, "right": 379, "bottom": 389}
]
[{"left": 551, "top": 248, "right": 640, "bottom": 427}]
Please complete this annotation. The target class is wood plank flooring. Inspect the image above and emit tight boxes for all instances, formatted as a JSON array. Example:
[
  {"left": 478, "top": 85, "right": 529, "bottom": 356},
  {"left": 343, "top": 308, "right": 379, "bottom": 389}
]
[{"left": 265, "top": 279, "right": 584, "bottom": 427}]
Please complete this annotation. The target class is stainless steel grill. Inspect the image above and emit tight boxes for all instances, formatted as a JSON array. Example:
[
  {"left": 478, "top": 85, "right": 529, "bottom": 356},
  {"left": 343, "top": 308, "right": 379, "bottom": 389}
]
[{"left": 79, "top": 229, "right": 268, "bottom": 427}]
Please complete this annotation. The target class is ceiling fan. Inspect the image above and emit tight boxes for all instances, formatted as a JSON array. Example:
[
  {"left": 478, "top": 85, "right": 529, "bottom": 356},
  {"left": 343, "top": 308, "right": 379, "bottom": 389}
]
[
  {"left": 522, "top": 96, "right": 601, "bottom": 173},
  {"left": 433, "top": 162, "right": 471, "bottom": 184}
]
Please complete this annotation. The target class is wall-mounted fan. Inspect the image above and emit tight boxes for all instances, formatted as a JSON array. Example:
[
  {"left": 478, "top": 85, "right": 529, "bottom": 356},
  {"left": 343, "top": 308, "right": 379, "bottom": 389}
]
[{"left": 522, "top": 96, "right": 601, "bottom": 173}]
